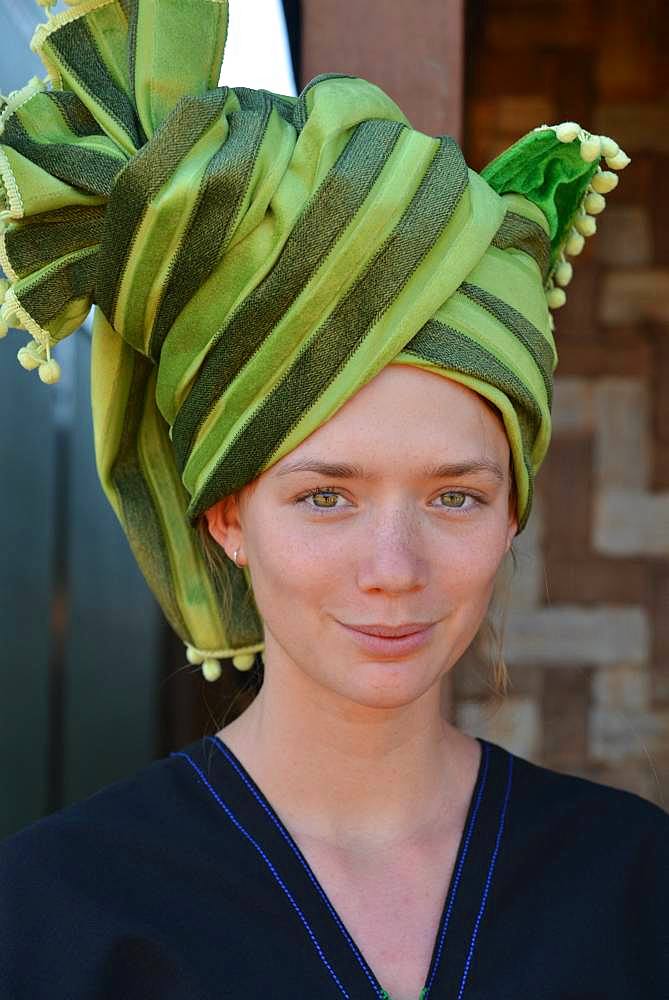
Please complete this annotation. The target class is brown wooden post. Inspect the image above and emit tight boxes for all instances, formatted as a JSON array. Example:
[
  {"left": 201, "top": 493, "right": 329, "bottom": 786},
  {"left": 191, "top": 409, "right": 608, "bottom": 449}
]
[{"left": 300, "top": 0, "right": 464, "bottom": 141}]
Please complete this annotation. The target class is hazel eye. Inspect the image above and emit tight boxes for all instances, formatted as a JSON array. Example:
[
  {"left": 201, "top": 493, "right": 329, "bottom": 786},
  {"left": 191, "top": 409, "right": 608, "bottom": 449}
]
[
  {"left": 435, "top": 491, "right": 481, "bottom": 513},
  {"left": 310, "top": 491, "right": 340, "bottom": 508},
  {"left": 439, "top": 491, "right": 466, "bottom": 507},
  {"left": 296, "top": 487, "right": 347, "bottom": 511}
]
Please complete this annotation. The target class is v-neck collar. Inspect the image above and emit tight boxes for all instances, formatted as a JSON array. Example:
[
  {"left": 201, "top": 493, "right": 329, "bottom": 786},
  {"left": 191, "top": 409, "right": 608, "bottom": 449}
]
[{"left": 173, "top": 732, "right": 514, "bottom": 999}]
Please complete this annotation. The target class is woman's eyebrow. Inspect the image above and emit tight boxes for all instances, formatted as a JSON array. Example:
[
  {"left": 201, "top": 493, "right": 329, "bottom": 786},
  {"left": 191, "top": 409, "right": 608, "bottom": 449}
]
[{"left": 275, "top": 458, "right": 506, "bottom": 483}]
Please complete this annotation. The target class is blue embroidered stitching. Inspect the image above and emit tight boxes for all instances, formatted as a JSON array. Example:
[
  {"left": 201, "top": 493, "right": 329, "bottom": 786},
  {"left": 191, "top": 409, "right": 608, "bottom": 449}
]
[
  {"left": 209, "top": 735, "right": 493, "bottom": 1000},
  {"left": 207, "top": 734, "right": 383, "bottom": 997},
  {"left": 171, "top": 751, "right": 351, "bottom": 999},
  {"left": 422, "top": 741, "right": 491, "bottom": 998},
  {"left": 455, "top": 752, "right": 514, "bottom": 1000}
]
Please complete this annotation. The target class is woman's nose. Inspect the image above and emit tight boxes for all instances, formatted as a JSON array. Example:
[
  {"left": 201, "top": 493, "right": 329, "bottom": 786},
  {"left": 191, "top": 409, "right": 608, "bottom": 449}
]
[{"left": 355, "top": 512, "right": 428, "bottom": 592}]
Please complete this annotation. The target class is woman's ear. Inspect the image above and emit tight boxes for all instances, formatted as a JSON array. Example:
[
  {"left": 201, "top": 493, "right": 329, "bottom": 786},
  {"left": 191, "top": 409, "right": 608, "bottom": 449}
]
[{"left": 203, "top": 495, "right": 243, "bottom": 554}]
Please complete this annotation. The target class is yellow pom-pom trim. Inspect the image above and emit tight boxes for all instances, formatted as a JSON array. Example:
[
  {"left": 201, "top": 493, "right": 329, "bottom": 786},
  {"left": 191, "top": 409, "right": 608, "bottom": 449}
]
[
  {"left": 17, "top": 345, "right": 42, "bottom": 370},
  {"left": 185, "top": 644, "right": 205, "bottom": 665},
  {"left": 584, "top": 191, "right": 606, "bottom": 215},
  {"left": 565, "top": 228, "right": 586, "bottom": 256},
  {"left": 184, "top": 641, "right": 263, "bottom": 680},
  {"left": 554, "top": 260, "right": 573, "bottom": 287},
  {"left": 202, "top": 658, "right": 222, "bottom": 683},
  {"left": 599, "top": 136, "right": 620, "bottom": 159},
  {"left": 546, "top": 287, "right": 567, "bottom": 309},
  {"left": 554, "top": 121, "right": 581, "bottom": 143},
  {"left": 574, "top": 213, "right": 597, "bottom": 237},
  {"left": 579, "top": 136, "right": 602, "bottom": 162},
  {"left": 38, "top": 358, "right": 61, "bottom": 384},
  {"left": 605, "top": 150, "right": 631, "bottom": 170},
  {"left": 232, "top": 653, "right": 256, "bottom": 671},
  {"left": 591, "top": 169, "right": 619, "bottom": 194}
]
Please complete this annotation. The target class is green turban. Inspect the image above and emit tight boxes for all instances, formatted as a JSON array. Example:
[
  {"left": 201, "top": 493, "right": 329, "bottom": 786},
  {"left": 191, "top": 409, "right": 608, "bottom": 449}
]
[{"left": 0, "top": 0, "right": 629, "bottom": 679}]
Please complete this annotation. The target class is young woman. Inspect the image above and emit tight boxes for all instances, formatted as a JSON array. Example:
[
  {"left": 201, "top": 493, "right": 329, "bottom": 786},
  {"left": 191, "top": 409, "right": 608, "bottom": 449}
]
[{"left": 0, "top": 2, "right": 665, "bottom": 998}]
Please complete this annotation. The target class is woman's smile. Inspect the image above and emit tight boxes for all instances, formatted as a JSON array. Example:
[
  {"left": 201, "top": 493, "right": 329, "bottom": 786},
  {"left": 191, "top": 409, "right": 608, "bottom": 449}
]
[{"left": 337, "top": 620, "right": 437, "bottom": 656}]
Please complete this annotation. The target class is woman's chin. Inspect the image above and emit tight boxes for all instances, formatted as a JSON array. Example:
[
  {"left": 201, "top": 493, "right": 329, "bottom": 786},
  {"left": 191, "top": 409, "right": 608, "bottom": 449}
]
[{"left": 326, "top": 660, "right": 442, "bottom": 711}]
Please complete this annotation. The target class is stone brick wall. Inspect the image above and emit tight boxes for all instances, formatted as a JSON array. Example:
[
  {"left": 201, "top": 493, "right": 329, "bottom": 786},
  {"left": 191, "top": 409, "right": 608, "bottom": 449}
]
[{"left": 452, "top": 0, "right": 669, "bottom": 806}]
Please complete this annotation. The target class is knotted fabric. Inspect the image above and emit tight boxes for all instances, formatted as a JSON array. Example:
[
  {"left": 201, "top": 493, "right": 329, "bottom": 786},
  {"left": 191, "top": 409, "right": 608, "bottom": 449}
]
[{"left": 0, "top": 0, "right": 629, "bottom": 676}]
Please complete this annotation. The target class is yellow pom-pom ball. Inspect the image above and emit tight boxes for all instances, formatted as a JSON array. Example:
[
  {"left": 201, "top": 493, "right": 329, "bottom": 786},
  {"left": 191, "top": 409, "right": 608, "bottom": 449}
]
[
  {"left": 574, "top": 213, "right": 597, "bottom": 237},
  {"left": 579, "top": 135, "right": 602, "bottom": 162},
  {"left": 232, "top": 653, "right": 256, "bottom": 672},
  {"left": 605, "top": 150, "right": 631, "bottom": 170},
  {"left": 546, "top": 287, "right": 567, "bottom": 309},
  {"left": 185, "top": 644, "right": 205, "bottom": 665},
  {"left": 202, "top": 658, "right": 222, "bottom": 682},
  {"left": 17, "top": 346, "right": 41, "bottom": 370},
  {"left": 38, "top": 358, "right": 61, "bottom": 384},
  {"left": 0, "top": 319, "right": 8, "bottom": 339},
  {"left": 600, "top": 136, "right": 620, "bottom": 159},
  {"left": 554, "top": 122, "right": 581, "bottom": 143},
  {"left": 591, "top": 170, "right": 619, "bottom": 194},
  {"left": 584, "top": 191, "right": 606, "bottom": 215},
  {"left": 554, "top": 260, "right": 573, "bottom": 287},
  {"left": 565, "top": 229, "right": 586, "bottom": 256}
]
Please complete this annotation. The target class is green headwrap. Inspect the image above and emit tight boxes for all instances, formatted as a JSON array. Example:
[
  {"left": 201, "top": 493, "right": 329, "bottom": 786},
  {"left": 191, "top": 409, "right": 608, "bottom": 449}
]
[{"left": 0, "top": 0, "right": 629, "bottom": 680}]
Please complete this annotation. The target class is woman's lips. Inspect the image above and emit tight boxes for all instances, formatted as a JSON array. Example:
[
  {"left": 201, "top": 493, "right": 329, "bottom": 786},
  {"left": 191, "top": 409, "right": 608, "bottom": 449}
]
[{"left": 338, "top": 621, "right": 435, "bottom": 656}]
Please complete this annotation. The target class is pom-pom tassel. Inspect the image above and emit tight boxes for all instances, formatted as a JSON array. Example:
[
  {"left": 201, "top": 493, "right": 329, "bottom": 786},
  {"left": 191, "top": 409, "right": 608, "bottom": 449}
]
[
  {"left": 579, "top": 135, "right": 601, "bottom": 163},
  {"left": 535, "top": 122, "right": 628, "bottom": 315},
  {"left": 591, "top": 169, "right": 619, "bottom": 194},
  {"left": 1, "top": 285, "right": 62, "bottom": 383},
  {"left": 584, "top": 191, "right": 606, "bottom": 215},
  {"left": 546, "top": 285, "right": 566, "bottom": 309},
  {"left": 542, "top": 122, "right": 630, "bottom": 173},
  {"left": 38, "top": 355, "right": 61, "bottom": 384},
  {"left": 185, "top": 642, "right": 260, "bottom": 681},
  {"left": 565, "top": 228, "right": 585, "bottom": 256},
  {"left": 202, "top": 658, "right": 223, "bottom": 682},
  {"left": 554, "top": 258, "right": 573, "bottom": 287},
  {"left": 232, "top": 653, "right": 256, "bottom": 672},
  {"left": 17, "top": 340, "right": 44, "bottom": 370},
  {"left": 574, "top": 212, "right": 597, "bottom": 237}
]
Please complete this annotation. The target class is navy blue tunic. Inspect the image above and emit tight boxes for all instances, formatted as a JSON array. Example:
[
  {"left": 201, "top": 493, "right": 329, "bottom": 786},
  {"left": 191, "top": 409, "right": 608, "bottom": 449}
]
[{"left": 1, "top": 734, "right": 667, "bottom": 999}]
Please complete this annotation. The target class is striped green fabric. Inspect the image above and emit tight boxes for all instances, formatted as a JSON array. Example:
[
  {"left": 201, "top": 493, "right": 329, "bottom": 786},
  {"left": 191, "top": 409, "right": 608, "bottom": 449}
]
[{"left": 0, "top": 0, "right": 628, "bottom": 675}]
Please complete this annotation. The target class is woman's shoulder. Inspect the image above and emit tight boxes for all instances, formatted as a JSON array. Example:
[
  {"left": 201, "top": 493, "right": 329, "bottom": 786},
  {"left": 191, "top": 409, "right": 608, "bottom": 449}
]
[
  {"left": 509, "top": 742, "right": 667, "bottom": 815},
  {"left": 0, "top": 736, "right": 212, "bottom": 872},
  {"left": 0, "top": 739, "right": 222, "bottom": 999},
  {"left": 493, "top": 738, "right": 668, "bottom": 861}
]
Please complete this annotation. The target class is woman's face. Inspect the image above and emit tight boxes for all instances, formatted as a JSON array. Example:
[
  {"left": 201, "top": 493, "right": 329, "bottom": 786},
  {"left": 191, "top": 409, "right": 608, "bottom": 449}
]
[{"left": 206, "top": 364, "right": 518, "bottom": 710}]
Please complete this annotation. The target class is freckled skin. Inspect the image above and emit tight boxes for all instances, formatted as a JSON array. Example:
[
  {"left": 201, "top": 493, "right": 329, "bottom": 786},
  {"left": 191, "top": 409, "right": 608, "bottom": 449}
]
[{"left": 205, "top": 363, "right": 517, "bottom": 715}]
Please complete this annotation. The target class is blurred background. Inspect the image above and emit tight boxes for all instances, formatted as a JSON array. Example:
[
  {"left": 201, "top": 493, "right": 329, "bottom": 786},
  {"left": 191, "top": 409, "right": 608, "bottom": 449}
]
[{"left": 1, "top": 0, "right": 667, "bottom": 839}]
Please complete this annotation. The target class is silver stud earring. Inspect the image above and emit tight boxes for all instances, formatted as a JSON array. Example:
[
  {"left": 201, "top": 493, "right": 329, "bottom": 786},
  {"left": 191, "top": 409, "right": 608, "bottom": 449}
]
[{"left": 233, "top": 548, "right": 240, "bottom": 567}]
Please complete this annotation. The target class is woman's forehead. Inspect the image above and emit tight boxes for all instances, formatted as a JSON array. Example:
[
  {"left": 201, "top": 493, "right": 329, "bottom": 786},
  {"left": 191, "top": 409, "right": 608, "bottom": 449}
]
[{"left": 267, "top": 369, "right": 510, "bottom": 479}]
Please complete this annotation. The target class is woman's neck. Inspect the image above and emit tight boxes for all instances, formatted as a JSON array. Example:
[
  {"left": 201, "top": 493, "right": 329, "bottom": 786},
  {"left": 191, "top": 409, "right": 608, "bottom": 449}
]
[{"left": 216, "top": 654, "right": 479, "bottom": 851}]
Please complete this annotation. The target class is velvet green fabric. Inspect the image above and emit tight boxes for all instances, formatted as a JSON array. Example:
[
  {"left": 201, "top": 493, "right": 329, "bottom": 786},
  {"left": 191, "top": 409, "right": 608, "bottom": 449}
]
[{"left": 0, "top": 0, "right": 626, "bottom": 672}]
